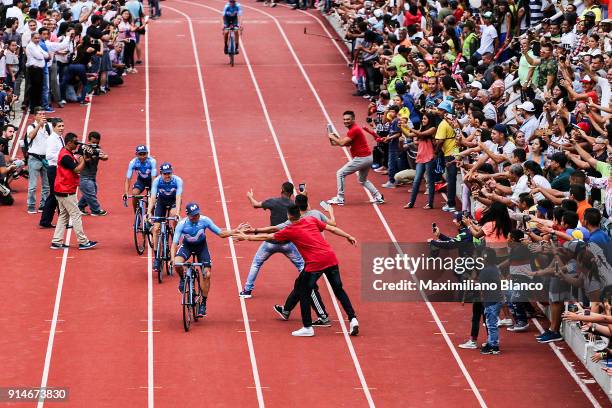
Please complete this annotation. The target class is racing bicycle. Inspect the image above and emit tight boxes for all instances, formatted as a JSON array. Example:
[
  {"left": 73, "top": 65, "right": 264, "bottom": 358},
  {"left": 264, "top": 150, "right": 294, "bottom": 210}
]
[
  {"left": 123, "top": 194, "right": 152, "bottom": 255},
  {"left": 151, "top": 215, "right": 177, "bottom": 283},
  {"left": 175, "top": 259, "right": 204, "bottom": 332}
]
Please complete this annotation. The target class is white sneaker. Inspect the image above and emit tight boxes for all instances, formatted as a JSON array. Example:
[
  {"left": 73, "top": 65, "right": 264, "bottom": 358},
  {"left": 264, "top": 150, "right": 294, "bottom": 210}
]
[
  {"left": 349, "top": 318, "right": 359, "bottom": 336},
  {"left": 327, "top": 196, "right": 345, "bottom": 206},
  {"left": 442, "top": 205, "right": 456, "bottom": 212},
  {"left": 458, "top": 339, "right": 478, "bottom": 349},
  {"left": 369, "top": 194, "right": 385, "bottom": 204},
  {"left": 291, "top": 326, "right": 315, "bottom": 337},
  {"left": 381, "top": 181, "right": 396, "bottom": 188},
  {"left": 497, "top": 318, "right": 513, "bottom": 327}
]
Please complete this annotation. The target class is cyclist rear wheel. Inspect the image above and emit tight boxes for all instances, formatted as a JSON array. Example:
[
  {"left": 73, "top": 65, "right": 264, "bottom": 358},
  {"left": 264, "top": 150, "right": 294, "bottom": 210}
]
[
  {"left": 133, "top": 207, "right": 146, "bottom": 255},
  {"left": 182, "top": 277, "right": 192, "bottom": 332}
]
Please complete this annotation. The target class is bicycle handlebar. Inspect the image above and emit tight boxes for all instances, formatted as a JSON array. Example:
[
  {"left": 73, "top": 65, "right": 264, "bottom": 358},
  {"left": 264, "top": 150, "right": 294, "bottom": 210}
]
[
  {"left": 174, "top": 262, "right": 204, "bottom": 267},
  {"left": 122, "top": 194, "right": 149, "bottom": 207},
  {"left": 150, "top": 216, "right": 178, "bottom": 221}
]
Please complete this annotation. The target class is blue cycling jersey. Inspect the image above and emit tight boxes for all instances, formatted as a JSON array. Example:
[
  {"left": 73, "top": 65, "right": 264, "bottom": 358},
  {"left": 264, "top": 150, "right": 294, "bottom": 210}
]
[
  {"left": 126, "top": 157, "right": 157, "bottom": 180},
  {"left": 223, "top": 3, "right": 242, "bottom": 17},
  {"left": 173, "top": 216, "right": 222, "bottom": 245},
  {"left": 151, "top": 175, "right": 183, "bottom": 200}
]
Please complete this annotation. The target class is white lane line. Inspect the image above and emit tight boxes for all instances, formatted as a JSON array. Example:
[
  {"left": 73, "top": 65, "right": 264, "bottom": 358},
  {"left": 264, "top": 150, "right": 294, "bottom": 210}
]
[
  {"left": 10, "top": 111, "right": 29, "bottom": 159},
  {"left": 145, "top": 25, "right": 155, "bottom": 408},
  {"left": 37, "top": 99, "right": 94, "bottom": 408},
  {"left": 179, "top": 2, "right": 374, "bottom": 406},
  {"left": 184, "top": 1, "right": 486, "bottom": 406},
  {"left": 165, "top": 6, "right": 265, "bottom": 407}
]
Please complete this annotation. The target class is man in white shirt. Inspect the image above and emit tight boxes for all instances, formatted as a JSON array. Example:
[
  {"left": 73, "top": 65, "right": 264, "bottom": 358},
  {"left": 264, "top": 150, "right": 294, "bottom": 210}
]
[
  {"left": 25, "top": 107, "right": 52, "bottom": 213},
  {"left": 25, "top": 31, "right": 48, "bottom": 113},
  {"left": 476, "top": 12, "right": 498, "bottom": 57},
  {"left": 515, "top": 101, "right": 539, "bottom": 141},
  {"left": 40, "top": 118, "right": 65, "bottom": 227},
  {"left": 477, "top": 90, "right": 498, "bottom": 121}
]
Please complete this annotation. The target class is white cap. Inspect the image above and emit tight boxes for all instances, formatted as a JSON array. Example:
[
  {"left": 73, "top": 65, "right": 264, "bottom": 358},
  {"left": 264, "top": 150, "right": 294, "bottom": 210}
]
[
  {"left": 516, "top": 101, "right": 535, "bottom": 112},
  {"left": 469, "top": 81, "right": 483, "bottom": 90}
]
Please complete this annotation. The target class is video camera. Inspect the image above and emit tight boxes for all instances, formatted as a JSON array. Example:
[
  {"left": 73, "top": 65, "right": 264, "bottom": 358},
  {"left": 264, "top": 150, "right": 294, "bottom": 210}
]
[{"left": 76, "top": 141, "right": 101, "bottom": 159}]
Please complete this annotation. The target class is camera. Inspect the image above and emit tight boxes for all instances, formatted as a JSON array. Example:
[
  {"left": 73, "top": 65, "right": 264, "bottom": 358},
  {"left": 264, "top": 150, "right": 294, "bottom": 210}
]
[{"left": 77, "top": 142, "right": 101, "bottom": 159}]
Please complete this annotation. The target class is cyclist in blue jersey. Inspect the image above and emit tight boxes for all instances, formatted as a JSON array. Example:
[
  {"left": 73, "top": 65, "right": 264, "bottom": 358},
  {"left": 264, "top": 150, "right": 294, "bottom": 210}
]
[
  {"left": 172, "top": 202, "right": 238, "bottom": 317},
  {"left": 222, "top": 0, "right": 243, "bottom": 55},
  {"left": 148, "top": 162, "right": 183, "bottom": 270},
  {"left": 124, "top": 145, "right": 157, "bottom": 212}
]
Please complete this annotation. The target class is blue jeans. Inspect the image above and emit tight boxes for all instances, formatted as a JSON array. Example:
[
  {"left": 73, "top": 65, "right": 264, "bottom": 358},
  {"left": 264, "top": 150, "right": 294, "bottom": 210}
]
[
  {"left": 244, "top": 241, "right": 304, "bottom": 291},
  {"left": 484, "top": 302, "right": 502, "bottom": 346},
  {"left": 78, "top": 178, "right": 101, "bottom": 212},
  {"left": 61, "top": 64, "right": 87, "bottom": 102},
  {"left": 27, "top": 155, "right": 49, "bottom": 209},
  {"left": 444, "top": 156, "right": 457, "bottom": 208},
  {"left": 409, "top": 159, "right": 435, "bottom": 206},
  {"left": 41, "top": 68, "right": 50, "bottom": 109}
]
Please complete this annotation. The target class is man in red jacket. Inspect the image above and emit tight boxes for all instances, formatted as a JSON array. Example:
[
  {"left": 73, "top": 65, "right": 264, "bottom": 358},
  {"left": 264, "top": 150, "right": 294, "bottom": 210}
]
[
  {"left": 235, "top": 205, "right": 359, "bottom": 337},
  {"left": 51, "top": 132, "right": 97, "bottom": 250}
]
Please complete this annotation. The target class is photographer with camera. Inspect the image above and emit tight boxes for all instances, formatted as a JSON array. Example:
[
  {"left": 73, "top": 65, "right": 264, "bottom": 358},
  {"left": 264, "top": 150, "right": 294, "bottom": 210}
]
[
  {"left": 77, "top": 131, "right": 108, "bottom": 216},
  {"left": 51, "top": 132, "right": 97, "bottom": 250},
  {"left": 24, "top": 107, "right": 52, "bottom": 214}
]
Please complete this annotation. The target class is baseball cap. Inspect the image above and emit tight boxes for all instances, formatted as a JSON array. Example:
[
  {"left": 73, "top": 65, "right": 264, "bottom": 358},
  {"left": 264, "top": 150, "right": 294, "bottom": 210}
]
[
  {"left": 580, "top": 75, "right": 595, "bottom": 83},
  {"left": 566, "top": 227, "right": 590, "bottom": 242},
  {"left": 469, "top": 81, "right": 483, "bottom": 90},
  {"left": 160, "top": 162, "right": 173, "bottom": 174},
  {"left": 602, "top": 19, "right": 612, "bottom": 24},
  {"left": 483, "top": 11, "right": 493, "bottom": 19},
  {"left": 185, "top": 202, "right": 200, "bottom": 216},
  {"left": 516, "top": 101, "right": 535, "bottom": 112},
  {"left": 135, "top": 144, "right": 148, "bottom": 154},
  {"left": 437, "top": 100, "right": 453, "bottom": 114},
  {"left": 492, "top": 123, "right": 508, "bottom": 135}
]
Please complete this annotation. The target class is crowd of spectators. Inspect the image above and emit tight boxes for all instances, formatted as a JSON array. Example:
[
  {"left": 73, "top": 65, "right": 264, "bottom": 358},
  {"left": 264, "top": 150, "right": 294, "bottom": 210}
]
[
  {"left": 0, "top": 0, "right": 154, "bottom": 210},
  {"left": 324, "top": 0, "right": 612, "bottom": 359}
]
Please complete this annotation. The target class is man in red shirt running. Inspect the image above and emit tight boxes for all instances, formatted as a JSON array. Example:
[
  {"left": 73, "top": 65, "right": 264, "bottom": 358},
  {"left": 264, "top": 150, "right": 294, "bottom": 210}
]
[
  {"left": 235, "top": 204, "right": 359, "bottom": 337},
  {"left": 327, "top": 110, "right": 384, "bottom": 206}
]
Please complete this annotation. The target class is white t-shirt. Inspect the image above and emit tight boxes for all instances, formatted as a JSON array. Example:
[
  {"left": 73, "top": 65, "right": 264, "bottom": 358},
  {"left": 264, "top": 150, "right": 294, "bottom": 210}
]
[
  {"left": 26, "top": 122, "right": 51, "bottom": 156},
  {"left": 532, "top": 174, "right": 551, "bottom": 202},
  {"left": 596, "top": 77, "right": 610, "bottom": 109},
  {"left": 511, "top": 175, "right": 531, "bottom": 204},
  {"left": 477, "top": 24, "right": 497, "bottom": 55}
]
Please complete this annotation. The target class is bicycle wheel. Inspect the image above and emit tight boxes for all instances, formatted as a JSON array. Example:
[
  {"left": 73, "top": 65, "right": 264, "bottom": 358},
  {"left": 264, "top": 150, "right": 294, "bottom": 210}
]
[
  {"left": 193, "top": 269, "right": 202, "bottom": 322},
  {"left": 229, "top": 33, "right": 235, "bottom": 67},
  {"left": 182, "top": 276, "right": 192, "bottom": 332},
  {"left": 155, "top": 232, "right": 163, "bottom": 284},
  {"left": 133, "top": 207, "right": 146, "bottom": 255},
  {"left": 165, "top": 227, "right": 173, "bottom": 276}
]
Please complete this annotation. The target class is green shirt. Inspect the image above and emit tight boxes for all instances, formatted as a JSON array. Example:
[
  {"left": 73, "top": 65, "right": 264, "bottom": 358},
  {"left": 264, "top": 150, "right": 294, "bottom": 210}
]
[
  {"left": 462, "top": 33, "right": 478, "bottom": 59},
  {"left": 537, "top": 57, "right": 557, "bottom": 90},
  {"left": 550, "top": 167, "right": 575, "bottom": 191},
  {"left": 390, "top": 54, "right": 408, "bottom": 78},
  {"left": 596, "top": 160, "right": 611, "bottom": 178},
  {"left": 518, "top": 51, "right": 539, "bottom": 87}
]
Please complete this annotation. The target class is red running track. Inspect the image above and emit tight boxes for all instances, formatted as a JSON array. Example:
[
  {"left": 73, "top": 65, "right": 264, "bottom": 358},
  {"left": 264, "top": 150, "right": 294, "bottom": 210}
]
[{"left": 0, "top": 0, "right": 609, "bottom": 406}]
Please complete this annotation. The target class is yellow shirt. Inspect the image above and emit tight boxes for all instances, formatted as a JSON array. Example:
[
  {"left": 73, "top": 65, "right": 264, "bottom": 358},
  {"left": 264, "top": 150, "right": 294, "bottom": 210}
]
[
  {"left": 581, "top": 6, "right": 602, "bottom": 22},
  {"left": 435, "top": 119, "right": 458, "bottom": 156}
]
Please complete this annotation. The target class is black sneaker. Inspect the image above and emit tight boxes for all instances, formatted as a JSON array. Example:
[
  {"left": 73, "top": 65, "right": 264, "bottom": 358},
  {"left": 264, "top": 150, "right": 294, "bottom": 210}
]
[
  {"left": 40, "top": 223, "right": 56, "bottom": 229},
  {"left": 91, "top": 210, "right": 107, "bottom": 216},
  {"left": 239, "top": 289, "right": 252, "bottom": 298},
  {"left": 312, "top": 316, "right": 331, "bottom": 327},
  {"left": 78, "top": 241, "right": 98, "bottom": 250},
  {"left": 480, "top": 343, "right": 500, "bottom": 355},
  {"left": 273, "top": 304, "right": 289, "bottom": 320},
  {"left": 50, "top": 243, "right": 69, "bottom": 250},
  {"left": 197, "top": 303, "right": 206, "bottom": 318}
]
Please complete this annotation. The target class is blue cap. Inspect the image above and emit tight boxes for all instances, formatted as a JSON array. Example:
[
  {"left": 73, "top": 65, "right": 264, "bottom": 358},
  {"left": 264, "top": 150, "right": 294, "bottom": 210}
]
[
  {"left": 135, "top": 145, "right": 148, "bottom": 154},
  {"left": 492, "top": 124, "right": 508, "bottom": 135},
  {"left": 160, "top": 162, "right": 173, "bottom": 174},
  {"left": 186, "top": 202, "right": 200, "bottom": 216},
  {"left": 437, "top": 100, "right": 453, "bottom": 114}
]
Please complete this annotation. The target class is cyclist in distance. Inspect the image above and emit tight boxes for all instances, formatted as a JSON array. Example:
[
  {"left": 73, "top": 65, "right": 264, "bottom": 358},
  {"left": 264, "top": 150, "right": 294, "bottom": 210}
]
[
  {"left": 172, "top": 202, "right": 239, "bottom": 317},
  {"left": 148, "top": 162, "right": 183, "bottom": 271},
  {"left": 222, "top": 0, "right": 242, "bottom": 55},
  {"left": 124, "top": 145, "right": 157, "bottom": 211}
]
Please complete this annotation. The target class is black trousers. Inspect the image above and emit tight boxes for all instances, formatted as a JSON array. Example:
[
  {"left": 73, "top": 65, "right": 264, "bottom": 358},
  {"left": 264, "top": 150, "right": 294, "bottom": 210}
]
[
  {"left": 296, "top": 265, "right": 355, "bottom": 327},
  {"left": 470, "top": 302, "right": 485, "bottom": 339},
  {"left": 284, "top": 280, "right": 328, "bottom": 319},
  {"left": 27, "top": 66, "right": 44, "bottom": 112},
  {"left": 40, "top": 165, "right": 57, "bottom": 226}
]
